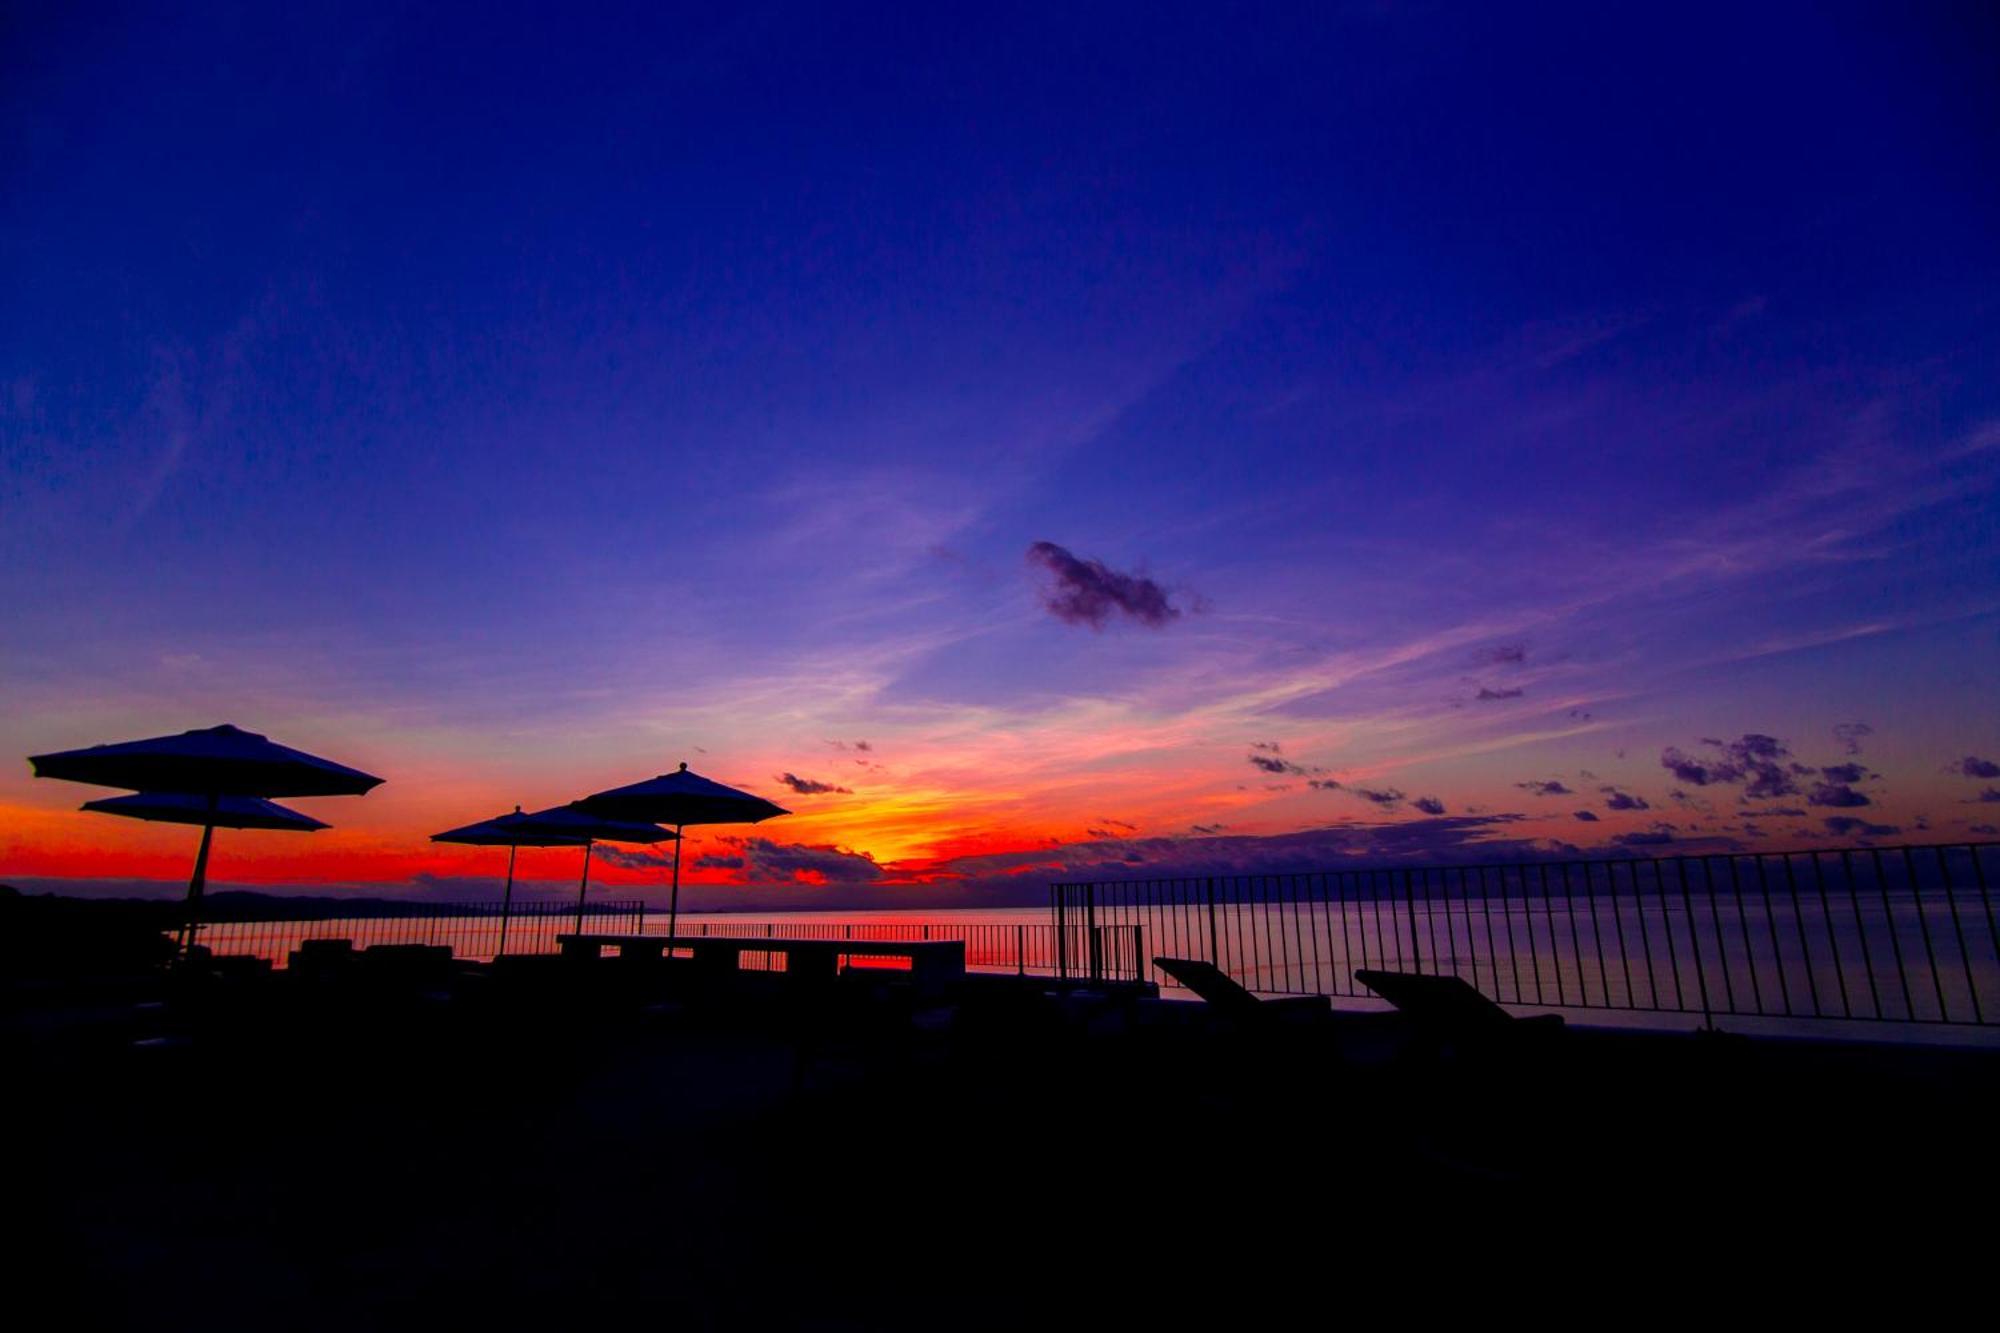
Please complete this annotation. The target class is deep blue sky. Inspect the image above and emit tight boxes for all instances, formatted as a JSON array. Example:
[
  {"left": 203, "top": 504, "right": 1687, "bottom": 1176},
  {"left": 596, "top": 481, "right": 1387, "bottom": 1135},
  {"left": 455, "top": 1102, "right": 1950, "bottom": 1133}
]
[{"left": 4, "top": 3, "right": 1998, "bottom": 897}]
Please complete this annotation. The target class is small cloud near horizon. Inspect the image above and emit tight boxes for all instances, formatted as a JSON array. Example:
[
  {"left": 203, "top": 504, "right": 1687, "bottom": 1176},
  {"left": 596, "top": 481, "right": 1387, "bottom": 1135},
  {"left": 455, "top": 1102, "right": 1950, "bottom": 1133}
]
[{"left": 775, "top": 772, "right": 852, "bottom": 795}]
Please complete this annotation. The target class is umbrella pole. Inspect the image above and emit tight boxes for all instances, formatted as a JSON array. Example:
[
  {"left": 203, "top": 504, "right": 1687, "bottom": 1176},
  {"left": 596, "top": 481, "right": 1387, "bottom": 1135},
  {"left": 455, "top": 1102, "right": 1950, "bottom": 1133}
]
[
  {"left": 180, "top": 804, "right": 218, "bottom": 958},
  {"left": 499, "top": 843, "right": 518, "bottom": 958},
  {"left": 667, "top": 824, "right": 683, "bottom": 946},
  {"left": 574, "top": 840, "right": 595, "bottom": 935}
]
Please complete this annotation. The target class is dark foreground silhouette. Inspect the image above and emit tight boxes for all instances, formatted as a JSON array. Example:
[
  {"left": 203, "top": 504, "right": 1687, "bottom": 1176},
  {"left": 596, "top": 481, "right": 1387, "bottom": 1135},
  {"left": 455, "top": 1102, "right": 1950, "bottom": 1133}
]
[{"left": 5, "top": 936, "right": 1996, "bottom": 1329}]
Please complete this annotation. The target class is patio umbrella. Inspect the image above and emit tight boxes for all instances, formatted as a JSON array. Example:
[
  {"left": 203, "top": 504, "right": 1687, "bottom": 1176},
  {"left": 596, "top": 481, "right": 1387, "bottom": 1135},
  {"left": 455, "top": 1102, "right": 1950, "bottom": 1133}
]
[
  {"left": 31, "top": 723, "right": 384, "bottom": 797},
  {"left": 79, "top": 792, "right": 331, "bottom": 951},
  {"left": 501, "top": 806, "right": 677, "bottom": 934},
  {"left": 30, "top": 724, "right": 383, "bottom": 954},
  {"left": 431, "top": 809, "right": 588, "bottom": 957},
  {"left": 572, "top": 763, "right": 789, "bottom": 948}
]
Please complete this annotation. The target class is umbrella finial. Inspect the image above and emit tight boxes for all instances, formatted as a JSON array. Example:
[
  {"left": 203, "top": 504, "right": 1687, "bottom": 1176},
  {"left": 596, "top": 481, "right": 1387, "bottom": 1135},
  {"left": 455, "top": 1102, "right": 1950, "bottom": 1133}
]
[{"left": 679, "top": 761, "right": 688, "bottom": 771}]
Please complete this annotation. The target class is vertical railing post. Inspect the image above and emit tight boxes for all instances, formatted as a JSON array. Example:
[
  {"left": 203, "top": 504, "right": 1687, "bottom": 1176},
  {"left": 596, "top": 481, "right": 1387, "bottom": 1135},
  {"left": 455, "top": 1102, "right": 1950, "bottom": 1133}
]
[
  {"left": 1086, "top": 884, "right": 1102, "bottom": 984},
  {"left": 1205, "top": 877, "right": 1220, "bottom": 967},
  {"left": 1677, "top": 858, "right": 1715, "bottom": 1029},
  {"left": 1054, "top": 885, "right": 1069, "bottom": 980},
  {"left": 1017, "top": 924, "right": 1025, "bottom": 976},
  {"left": 1405, "top": 870, "right": 1422, "bottom": 973}
]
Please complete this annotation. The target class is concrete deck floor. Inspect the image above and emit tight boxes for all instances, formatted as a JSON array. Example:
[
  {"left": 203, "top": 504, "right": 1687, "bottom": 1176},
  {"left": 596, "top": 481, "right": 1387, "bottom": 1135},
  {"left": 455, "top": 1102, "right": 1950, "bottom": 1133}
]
[{"left": 6, "top": 967, "right": 1996, "bottom": 1329}]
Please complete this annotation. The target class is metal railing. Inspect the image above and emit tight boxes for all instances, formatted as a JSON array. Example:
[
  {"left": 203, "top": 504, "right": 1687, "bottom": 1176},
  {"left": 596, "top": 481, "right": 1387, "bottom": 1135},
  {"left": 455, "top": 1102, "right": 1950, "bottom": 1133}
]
[
  {"left": 194, "top": 900, "right": 647, "bottom": 966},
  {"left": 195, "top": 910, "right": 1148, "bottom": 982},
  {"left": 1053, "top": 843, "right": 2000, "bottom": 1028}
]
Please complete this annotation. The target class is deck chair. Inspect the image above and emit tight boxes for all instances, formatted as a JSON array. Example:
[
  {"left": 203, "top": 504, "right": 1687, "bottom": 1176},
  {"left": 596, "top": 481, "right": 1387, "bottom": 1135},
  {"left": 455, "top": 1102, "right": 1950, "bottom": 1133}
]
[
  {"left": 1154, "top": 957, "right": 1330, "bottom": 1024},
  {"left": 1353, "top": 969, "right": 1562, "bottom": 1056}
]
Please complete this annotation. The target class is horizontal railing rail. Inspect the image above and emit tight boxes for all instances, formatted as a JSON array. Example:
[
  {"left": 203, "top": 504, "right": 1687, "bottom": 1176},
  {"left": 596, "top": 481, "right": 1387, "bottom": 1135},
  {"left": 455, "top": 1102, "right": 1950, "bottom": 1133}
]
[{"left": 1052, "top": 842, "right": 2000, "bottom": 1028}]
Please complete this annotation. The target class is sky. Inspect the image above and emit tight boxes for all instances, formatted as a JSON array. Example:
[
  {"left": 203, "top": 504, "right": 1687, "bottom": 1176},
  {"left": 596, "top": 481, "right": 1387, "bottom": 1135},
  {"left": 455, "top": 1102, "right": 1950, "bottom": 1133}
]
[{"left": 3, "top": 2, "right": 1998, "bottom": 907}]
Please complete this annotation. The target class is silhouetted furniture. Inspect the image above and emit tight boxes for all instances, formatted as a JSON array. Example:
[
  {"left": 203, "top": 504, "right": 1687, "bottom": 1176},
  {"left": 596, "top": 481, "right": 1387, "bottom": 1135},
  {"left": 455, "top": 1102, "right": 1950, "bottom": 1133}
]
[
  {"left": 557, "top": 934, "right": 966, "bottom": 998},
  {"left": 359, "top": 944, "right": 455, "bottom": 985},
  {"left": 1353, "top": 969, "right": 1563, "bottom": 1054},
  {"left": 288, "top": 938, "right": 357, "bottom": 977},
  {"left": 1153, "top": 957, "right": 1330, "bottom": 1022}
]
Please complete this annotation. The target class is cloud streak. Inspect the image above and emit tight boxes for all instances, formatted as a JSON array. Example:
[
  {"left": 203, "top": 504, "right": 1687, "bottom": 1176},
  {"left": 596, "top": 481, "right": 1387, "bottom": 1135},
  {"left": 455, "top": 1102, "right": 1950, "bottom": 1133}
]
[{"left": 775, "top": 773, "right": 852, "bottom": 795}]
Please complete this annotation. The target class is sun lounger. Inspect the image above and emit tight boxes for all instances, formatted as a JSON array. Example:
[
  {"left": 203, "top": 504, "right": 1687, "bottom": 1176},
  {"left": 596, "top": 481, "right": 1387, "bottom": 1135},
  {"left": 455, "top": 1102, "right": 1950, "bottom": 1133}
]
[
  {"left": 1153, "top": 956, "right": 1329, "bottom": 1023},
  {"left": 1353, "top": 969, "right": 1562, "bottom": 1054}
]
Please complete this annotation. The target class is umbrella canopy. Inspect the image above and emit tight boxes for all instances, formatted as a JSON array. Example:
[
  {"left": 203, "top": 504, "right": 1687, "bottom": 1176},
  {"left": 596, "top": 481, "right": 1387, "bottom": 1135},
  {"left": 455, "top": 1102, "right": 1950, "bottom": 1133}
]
[
  {"left": 501, "top": 806, "right": 675, "bottom": 934},
  {"left": 573, "top": 763, "right": 790, "bottom": 945},
  {"left": 505, "top": 806, "right": 675, "bottom": 845},
  {"left": 573, "top": 763, "right": 789, "bottom": 827},
  {"left": 29, "top": 723, "right": 381, "bottom": 959},
  {"left": 30, "top": 723, "right": 383, "bottom": 798},
  {"left": 78, "top": 791, "right": 331, "bottom": 954},
  {"left": 82, "top": 791, "right": 330, "bottom": 832},
  {"left": 431, "top": 814, "right": 590, "bottom": 848},
  {"left": 432, "top": 809, "right": 592, "bottom": 958}
]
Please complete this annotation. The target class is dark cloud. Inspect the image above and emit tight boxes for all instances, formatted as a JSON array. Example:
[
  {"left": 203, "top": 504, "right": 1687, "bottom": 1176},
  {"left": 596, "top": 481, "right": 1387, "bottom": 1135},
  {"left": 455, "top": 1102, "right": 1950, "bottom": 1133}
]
[
  {"left": 1971, "top": 824, "right": 1998, "bottom": 836},
  {"left": 1247, "top": 748, "right": 1319, "bottom": 777},
  {"left": 1412, "top": 796, "right": 1446, "bottom": 816},
  {"left": 1573, "top": 810, "right": 1600, "bottom": 822},
  {"left": 1350, "top": 786, "right": 1405, "bottom": 807},
  {"left": 1833, "top": 722, "right": 1873, "bottom": 755},
  {"left": 1189, "top": 823, "right": 1228, "bottom": 835},
  {"left": 933, "top": 815, "right": 1553, "bottom": 889},
  {"left": 1481, "top": 643, "right": 1527, "bottom": 665},
  {"left": 1026, "top": 541, "right": 1180, "bottom": 629},
  {"left": 1612, "top": 829, "right": 1675, "bottom": 847},
  {"left": 693, "top": 853, "right": 744, "bottom": 870},
  {"left": 1307, "top": 778, "right": 1341, "bottom": 791},
  {"left": 1097, "top": 817, "right": 1137, "bottom": 831},
  {"left": 1761, "top": 807, "right": 1807, "bottom": 817},
  {"left": 1660, "top": 734, "right": 1799, "bottom": 800},
  {"left": 1476, "top": 686, "right": 1524, "bottom": 701},
  {"left": 592, "top": 845, "right": 676, "bottom": 870},
  {"left": 1956, "top": 756, "right": 2000, "bottom": 779},
  {"left": 1661, "top": 746, "right": 1730, "bottom": 785},
  {"left": 1819, "top": 763, "right": 1871, "bottom": 784},
  {"left": 1601, "top": 788, "right": 1650, "bottom": 811},
  {"left": 1823, "top": 816, "right": 1900, "bottom": 838},
  {"left": 1971, "top": 788, "right": 2000, "bottom": 804},
  {"left": 735, "top": 837, "right": 882, "bottom": 883},
  {"left": 1083, "top": 827, "right": 1127, "bottom": 840},
  {"left": 1516, "top": 780, "right": 1571, "bottom": 797},
  {"left": 1808, "top": 782, "right": 1870, "bottom": 808},
  {"left": 775, "top": 772, "right": 852, "bottom": 795}
]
